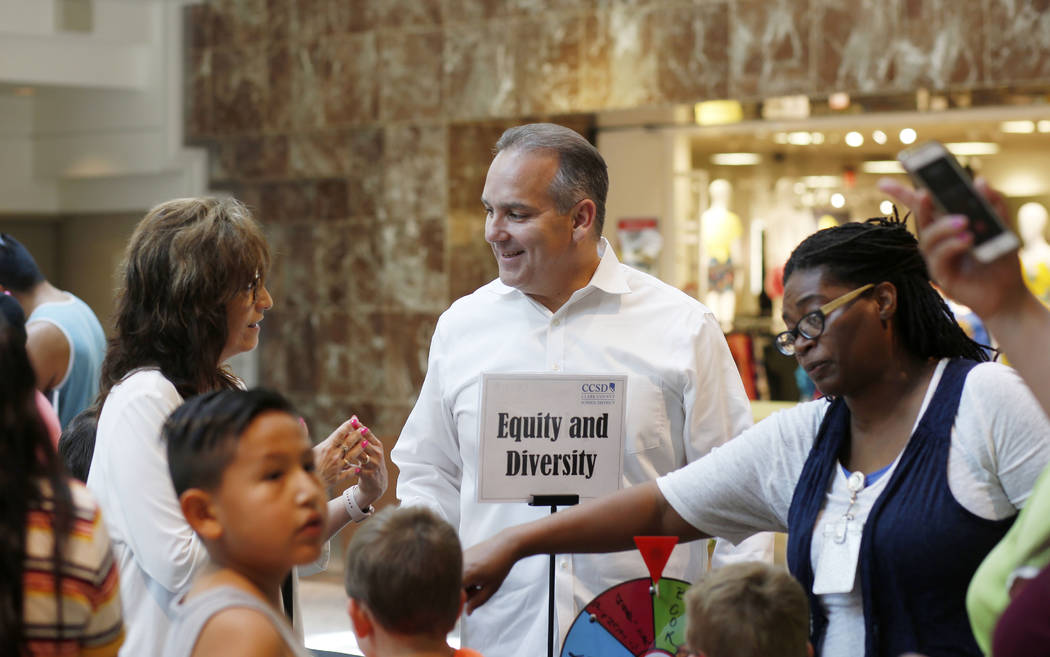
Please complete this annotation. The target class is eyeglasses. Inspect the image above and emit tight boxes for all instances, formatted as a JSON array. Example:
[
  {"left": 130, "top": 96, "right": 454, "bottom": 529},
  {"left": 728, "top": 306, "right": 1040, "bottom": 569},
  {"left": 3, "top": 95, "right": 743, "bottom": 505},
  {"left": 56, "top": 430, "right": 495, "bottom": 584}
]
[
  {"left": 246, "top": 272, "right": 261, "bottom": 303},
  {"left": 774, "top": 283, "right": 875, "bottom": 356}
]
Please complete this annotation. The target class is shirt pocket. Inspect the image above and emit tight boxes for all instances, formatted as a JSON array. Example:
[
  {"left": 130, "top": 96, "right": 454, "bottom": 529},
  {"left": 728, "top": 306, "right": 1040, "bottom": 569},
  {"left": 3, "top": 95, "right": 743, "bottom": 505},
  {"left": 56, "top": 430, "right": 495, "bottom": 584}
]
[{"left": 625, "top": 375, "right": 672, "bottom": 454}]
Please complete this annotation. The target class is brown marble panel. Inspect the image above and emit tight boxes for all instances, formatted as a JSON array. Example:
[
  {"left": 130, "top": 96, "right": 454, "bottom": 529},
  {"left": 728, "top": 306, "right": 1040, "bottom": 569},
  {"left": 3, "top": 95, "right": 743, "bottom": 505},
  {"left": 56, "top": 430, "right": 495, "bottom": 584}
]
[
  {"left": 814, "top": 0, "right": 983, "bottom": 94},
  {"left": 291, "top": 36, "right": 379, "bottom": 129},
  {"left": 509, "top": 0, "right": 596, "bottom": 16},
  {"left": 580, "top": 6, "right": 662, "bottom": 110},
  {"left": 376, "top": 216, "right": 449, "bottom": 312},
  {"left": 382, "top": 123, "right": 447, "bottom": 223},
  {"left": 345, "top": 310, "right": 387, "bottom": 397},
  {"left": 443, "top": 25, "right": 519, "bottom": 121},
  {"left": 234, "top": 135, "right": 289, "bottom": 179},
  {"left": 259, "top": 308, "right": 318, "bottom": 393},
  {"left": 448, "top": 212, "right": 497, "bottom": 301},
  {"left": 985, "top": 0, "right": 1050, "bottom": 84},
  {"left": 266, "top": 45, "right": 293, "bottom": 131},
  {"left": 211, "top": 46, "right": 268, "bottom": 134},
  {"left": 515, "top": 15, "right": 583, "bottom": 115},
  {"left": 265, "top": 0, "right": 293, "bottom": 42},
  {"left": 730, "top": 0, "right": 814, "bottom": 99},
  {"left": 654, "top": 2, "right": 730, "bottom": 103},
  {"left": 374, "top": 0, "right": 443, "bottom": 29},
  {"left": 379, "top": 31, "right": 444, "bottom": 121},
  {"left": 441, "top": 0, "right": 507, "bottom": 24},
  {"left": 259, "top": 181, "right": 318, "bottom": 223},
  {"left": 379, "top": 311, "right": 438, "bottom": 400},
  {"left": 289, "top": 132, "right": 351, "bottom": 178},
  {"left": 346, "top": 128, "right": 384, "bottom": 218},
  {"left": 185, "top": 48, "right": 211, "bottom": 139},
  {"left": 263, "top": 222, "right": 320, "bottom": 316},
  {"left": 342, "top": 218, "right": 383, "bottom": 310},
  {"left": 292, "top": 0, "right": 376, "bottom": 42},
  {"left": 315, "top": 310, "right": 354, "bottom": 397},
  {"left": 184, "top": 4, "right": 212, "bottom": 49},
  {"left": 211, "top": 0, "right": 267, "bottom": 46}
]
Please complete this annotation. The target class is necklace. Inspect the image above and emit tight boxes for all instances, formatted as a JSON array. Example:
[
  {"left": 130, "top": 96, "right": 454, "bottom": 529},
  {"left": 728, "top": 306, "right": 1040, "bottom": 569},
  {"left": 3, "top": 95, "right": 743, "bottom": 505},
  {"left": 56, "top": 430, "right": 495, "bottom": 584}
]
[{"left": 834, "top": 471, "right": 866, "bottom": 544}]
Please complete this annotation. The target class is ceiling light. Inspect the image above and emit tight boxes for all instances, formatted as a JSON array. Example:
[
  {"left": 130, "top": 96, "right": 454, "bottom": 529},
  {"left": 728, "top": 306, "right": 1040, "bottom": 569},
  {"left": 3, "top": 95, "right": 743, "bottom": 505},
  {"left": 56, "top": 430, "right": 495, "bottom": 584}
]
[
  {"left": 899, "top": 128, "right": 917, "bottom": 144},
  {"left": 872, "top": 130, "right": 887, "bottom": 145},
  {"left": 802, "top": 175, "right": 841, "bottom": 189},
  {"left": 830, "top": 193, "right": 846, "bottom": 209},
  {"left": 1001, "top": 120, "right": 1035, "bottom": 134},
  {"left": 945, "top": 142, "right": 1000, "bottom": 156},
  {"left": 695, "top": 100, "right": 743, "bottom": 126},
  {"left": 880, "top": 200, "right": 894, "bottom": 215},
  {"left": 1038, "top": 120, "right": 1050, "bottom": 133},
  {"left": 845, "top": 131, "right": 864, "bottom": 147},
  {"left": 710, "top": 152, "right": 761, "bottom": 166},
  {"left": 828, "top": 92, "right": 850, "bottom": 110},
  {"left": 861, "top": 160, "right": 906, "bottom": 174},
  {"left": 788, "top": 131, "right": 813, "bottom": 145},
  {"left": 811, "top": 132, "right": 825, "bottom": 144},
  {"left": 774, "top": 132, "right": 789, "bottom": 144}
]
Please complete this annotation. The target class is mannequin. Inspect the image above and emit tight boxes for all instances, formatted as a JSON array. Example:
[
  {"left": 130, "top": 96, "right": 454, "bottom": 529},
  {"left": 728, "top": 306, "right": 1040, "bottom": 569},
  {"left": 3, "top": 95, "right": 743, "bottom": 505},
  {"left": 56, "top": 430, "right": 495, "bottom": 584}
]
[
  {"left": 701, "top": 179, "right": 743, "bottom": 330},
  {"left": 1018, "top": 202, "right": 1050, "bottom": 302},
  {"left": 763, "top": 178, "right": 818, "bottom": 329}
]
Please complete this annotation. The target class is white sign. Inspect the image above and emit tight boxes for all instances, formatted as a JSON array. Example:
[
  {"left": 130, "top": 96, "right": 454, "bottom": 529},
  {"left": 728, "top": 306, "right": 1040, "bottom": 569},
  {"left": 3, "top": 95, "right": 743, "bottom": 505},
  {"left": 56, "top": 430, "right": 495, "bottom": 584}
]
[{"left": 477, "top": 373, "right": 627, "bottom": 503}]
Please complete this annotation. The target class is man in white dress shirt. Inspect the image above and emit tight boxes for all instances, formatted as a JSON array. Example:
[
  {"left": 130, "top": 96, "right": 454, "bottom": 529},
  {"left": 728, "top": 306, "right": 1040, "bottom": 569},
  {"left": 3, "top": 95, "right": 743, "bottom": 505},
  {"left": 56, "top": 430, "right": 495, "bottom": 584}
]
[{"left": 391, "top": 123, "right": 770, "bottom": 657}]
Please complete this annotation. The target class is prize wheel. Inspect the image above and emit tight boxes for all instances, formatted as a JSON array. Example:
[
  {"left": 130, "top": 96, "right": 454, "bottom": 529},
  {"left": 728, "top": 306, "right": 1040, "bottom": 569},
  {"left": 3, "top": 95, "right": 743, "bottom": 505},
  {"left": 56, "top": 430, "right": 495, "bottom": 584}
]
[{"left": 559, "top": 576, "right": 690, "bottom": 657}]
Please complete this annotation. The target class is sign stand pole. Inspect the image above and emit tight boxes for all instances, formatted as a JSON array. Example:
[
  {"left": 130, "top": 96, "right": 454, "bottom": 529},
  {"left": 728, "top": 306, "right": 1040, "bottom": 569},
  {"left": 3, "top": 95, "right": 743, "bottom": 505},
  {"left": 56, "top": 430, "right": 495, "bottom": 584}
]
[{"left": 528, "top": 494, "right": 580, "bottom": 657}]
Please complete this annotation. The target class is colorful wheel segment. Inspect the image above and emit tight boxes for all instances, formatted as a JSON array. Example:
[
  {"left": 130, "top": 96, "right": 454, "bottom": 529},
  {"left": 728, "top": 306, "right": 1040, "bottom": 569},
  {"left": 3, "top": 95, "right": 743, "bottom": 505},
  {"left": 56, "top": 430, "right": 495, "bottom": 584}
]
[{"left": 560, "top": 577, "right": 691, "bottom": 657}]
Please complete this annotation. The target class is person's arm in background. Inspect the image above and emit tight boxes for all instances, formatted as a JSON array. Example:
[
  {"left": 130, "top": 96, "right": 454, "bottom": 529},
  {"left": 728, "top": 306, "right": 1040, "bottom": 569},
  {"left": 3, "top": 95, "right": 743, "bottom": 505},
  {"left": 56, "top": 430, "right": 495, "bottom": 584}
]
[
  {"left": 685, "top": 312, "right": 776, "bottom": 566},
  {"left": 389, "top": 326, "right": 464, "bottom": 528},
  {"left": 25, "top": 320, "right": 69, "bottom": 392},
  {"left": 880, "top": 178, "right": 1050, "bottom": 417}
]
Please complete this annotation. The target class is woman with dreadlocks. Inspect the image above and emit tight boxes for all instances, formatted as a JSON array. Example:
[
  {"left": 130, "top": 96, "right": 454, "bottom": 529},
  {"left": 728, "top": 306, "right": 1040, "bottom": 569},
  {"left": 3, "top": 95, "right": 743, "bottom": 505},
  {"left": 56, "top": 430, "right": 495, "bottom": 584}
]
[
  {"left": 460, "top": 216, "right": 1050, "bottom": 657},
  {"left": 0, "top": 308, "right": 124, "bottom": 655}
]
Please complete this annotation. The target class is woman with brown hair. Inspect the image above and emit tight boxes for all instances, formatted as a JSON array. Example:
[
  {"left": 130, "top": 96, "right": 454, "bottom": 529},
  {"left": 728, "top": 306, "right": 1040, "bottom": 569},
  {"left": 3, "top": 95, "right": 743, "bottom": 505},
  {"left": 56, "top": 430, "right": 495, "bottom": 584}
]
[{"left": 85, "top": 197, "right": 388, "bottom": 656}]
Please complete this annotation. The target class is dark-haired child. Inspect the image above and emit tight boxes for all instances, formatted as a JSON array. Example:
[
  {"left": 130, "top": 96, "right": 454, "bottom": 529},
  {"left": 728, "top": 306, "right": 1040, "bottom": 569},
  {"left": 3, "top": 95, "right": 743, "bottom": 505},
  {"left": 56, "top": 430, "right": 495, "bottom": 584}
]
[
  {"left": 161, "top": 388, "right": 327, "bottom": 657},
  {"left": 684, "top": 562, "right": 811, "bottom": 657},
  {"left": 59, "top": 408, "right": 97, "bottom": 481},
  {"left": 346, "top": 506, "right": 483, "bottom": 657}
]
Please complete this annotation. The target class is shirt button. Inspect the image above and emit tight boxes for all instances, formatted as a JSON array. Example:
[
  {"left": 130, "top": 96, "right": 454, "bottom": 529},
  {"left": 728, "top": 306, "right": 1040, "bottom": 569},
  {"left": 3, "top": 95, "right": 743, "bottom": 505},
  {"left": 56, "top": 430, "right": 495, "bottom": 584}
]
[
  {"left": 552, "top": 318, "right": 561, "bottom": 327},
  {"left": 552, "top": 363, "right": 560, "bottom": 371},
  {"left": 560, "top": 559, "right": 569, "bottom": 570}
]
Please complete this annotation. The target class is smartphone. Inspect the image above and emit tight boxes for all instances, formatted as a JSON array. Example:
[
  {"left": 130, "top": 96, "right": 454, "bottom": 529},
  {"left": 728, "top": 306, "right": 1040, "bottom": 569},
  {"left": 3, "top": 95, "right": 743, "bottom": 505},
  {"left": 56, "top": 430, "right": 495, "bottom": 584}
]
[{"left": 897, "top": 141, "right": 1019, "bottom": 262}]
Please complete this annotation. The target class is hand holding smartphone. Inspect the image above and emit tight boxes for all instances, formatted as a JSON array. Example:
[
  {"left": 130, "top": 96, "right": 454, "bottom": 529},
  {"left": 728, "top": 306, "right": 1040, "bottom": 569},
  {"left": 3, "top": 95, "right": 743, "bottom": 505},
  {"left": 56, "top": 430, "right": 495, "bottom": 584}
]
[{"left": 897, "top": 141, "right": 1019, "bottom": 262}]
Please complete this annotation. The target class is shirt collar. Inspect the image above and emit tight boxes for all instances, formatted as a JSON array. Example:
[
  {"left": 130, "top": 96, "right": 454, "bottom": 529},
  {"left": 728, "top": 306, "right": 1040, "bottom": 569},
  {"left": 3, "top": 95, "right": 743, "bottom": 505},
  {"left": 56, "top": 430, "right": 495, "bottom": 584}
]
[{"left": 490, "top": 237, "right": 632, "bottom": 298}]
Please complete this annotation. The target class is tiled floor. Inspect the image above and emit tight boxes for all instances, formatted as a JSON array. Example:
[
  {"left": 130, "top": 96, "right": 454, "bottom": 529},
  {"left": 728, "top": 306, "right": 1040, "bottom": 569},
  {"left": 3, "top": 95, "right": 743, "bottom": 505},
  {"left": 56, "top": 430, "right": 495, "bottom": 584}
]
[
  {"left": 300, "top": 570, "right": 461, "bottom": 657},
  {"left": 301, "top": 571, "right": 361, "bottom": 656}
]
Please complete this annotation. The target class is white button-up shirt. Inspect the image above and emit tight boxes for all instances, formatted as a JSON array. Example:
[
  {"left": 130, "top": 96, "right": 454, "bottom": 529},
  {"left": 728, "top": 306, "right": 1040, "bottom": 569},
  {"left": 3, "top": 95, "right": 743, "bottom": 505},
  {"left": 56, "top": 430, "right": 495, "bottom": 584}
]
[{"left": 393, "top": 240, "right": 768, "bottom": 657}]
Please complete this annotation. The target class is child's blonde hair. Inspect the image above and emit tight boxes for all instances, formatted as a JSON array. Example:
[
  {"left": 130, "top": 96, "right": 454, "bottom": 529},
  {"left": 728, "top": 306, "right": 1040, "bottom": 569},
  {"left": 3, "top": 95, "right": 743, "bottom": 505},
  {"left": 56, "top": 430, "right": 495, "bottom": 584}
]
[{"left": 684, "top": 562, "right": 809, "bottom": 657}]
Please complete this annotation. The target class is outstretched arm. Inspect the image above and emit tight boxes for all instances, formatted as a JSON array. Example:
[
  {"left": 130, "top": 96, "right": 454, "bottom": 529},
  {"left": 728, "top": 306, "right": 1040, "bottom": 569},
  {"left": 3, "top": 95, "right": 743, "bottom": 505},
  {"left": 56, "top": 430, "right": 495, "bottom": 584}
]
[
  {"left": 880, "top": 178, "right": 1050, "bottom": 416},
  {"left": 463, "top": 481, "right": 704, "bottom": 613}
]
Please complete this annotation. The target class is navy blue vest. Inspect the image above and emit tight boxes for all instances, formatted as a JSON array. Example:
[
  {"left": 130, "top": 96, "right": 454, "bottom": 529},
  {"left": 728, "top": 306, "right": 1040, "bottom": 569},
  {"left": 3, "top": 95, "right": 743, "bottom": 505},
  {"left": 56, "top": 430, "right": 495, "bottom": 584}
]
[{"left": 786, "top": 359, "right": 1014, "bottom": 657}]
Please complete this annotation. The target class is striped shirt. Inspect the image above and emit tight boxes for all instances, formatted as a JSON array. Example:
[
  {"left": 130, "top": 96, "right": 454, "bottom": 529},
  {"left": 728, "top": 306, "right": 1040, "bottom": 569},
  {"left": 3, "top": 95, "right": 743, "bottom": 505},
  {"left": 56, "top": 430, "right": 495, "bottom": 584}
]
[{"left": 23, "top": 480, "right": 124, "bottom": 656}]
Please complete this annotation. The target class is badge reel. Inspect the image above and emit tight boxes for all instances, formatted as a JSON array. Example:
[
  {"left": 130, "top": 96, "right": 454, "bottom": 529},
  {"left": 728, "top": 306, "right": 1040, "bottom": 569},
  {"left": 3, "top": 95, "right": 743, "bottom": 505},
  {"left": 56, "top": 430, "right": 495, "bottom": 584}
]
[{"left": 813, "top": 471, "right": 866, "bottom": 595}]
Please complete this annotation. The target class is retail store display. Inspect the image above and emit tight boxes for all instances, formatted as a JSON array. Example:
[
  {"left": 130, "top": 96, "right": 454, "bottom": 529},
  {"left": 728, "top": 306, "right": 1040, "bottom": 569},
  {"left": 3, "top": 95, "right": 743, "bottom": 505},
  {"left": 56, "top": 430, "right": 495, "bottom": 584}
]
[
  {"left": 1019, "top": 202, "right": 1050, "bottom": 302},
  {"left": 700, "top": 179, "right": 743, "bottom": 330}
]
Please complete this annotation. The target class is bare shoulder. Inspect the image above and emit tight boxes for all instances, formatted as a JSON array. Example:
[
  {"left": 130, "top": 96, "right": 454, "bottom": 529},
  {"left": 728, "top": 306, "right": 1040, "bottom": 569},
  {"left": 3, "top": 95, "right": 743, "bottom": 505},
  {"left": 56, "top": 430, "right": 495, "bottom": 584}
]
[
  {"left": 24, "top": 320, "right": 70, "bottom": 387},
  {"left": 191, "top": 607, "right": 288, "bottom": 657}
]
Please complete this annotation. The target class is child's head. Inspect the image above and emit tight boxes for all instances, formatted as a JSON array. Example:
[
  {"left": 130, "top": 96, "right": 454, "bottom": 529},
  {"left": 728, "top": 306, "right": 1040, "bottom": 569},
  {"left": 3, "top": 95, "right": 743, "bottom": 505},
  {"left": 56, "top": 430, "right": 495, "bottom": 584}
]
[
  {"left": 684, "top": 562, "right": 810, "bottom": 657},
  {"left": 344, "top": 507, "right": 463, "bottom": 644},
  {"left": 165, "top": 388, "right": 326, "bottom": 575},
  {"left": 58, "top": 408, "right": 97, "bottom": 481}
]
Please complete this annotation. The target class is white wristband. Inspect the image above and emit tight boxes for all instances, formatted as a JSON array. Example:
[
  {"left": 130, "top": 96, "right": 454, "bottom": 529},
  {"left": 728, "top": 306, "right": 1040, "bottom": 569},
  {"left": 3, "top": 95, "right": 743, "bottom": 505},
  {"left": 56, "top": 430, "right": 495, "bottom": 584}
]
[{"left": 343, "top": 485, "right": 374, "bottom": 523}]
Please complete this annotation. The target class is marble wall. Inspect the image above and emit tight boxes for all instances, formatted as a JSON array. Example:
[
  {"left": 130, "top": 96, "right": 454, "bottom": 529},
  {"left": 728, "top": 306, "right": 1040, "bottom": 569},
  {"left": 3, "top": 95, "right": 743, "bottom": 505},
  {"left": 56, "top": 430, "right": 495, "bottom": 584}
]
[{"left": 184, "top": 0, "right": 1050, "bottom": 440}]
